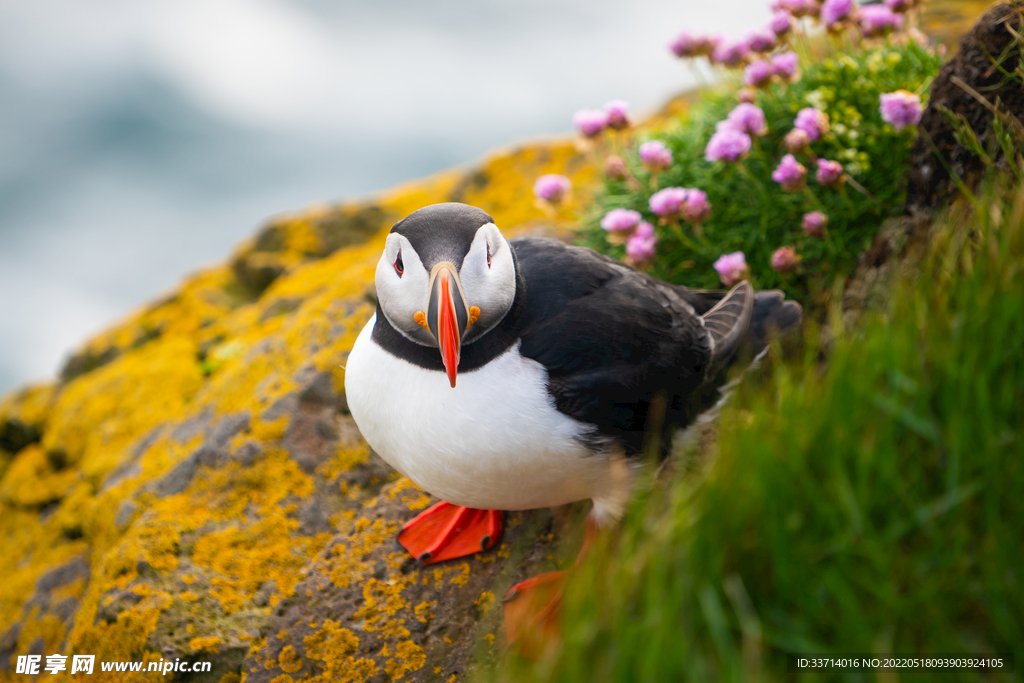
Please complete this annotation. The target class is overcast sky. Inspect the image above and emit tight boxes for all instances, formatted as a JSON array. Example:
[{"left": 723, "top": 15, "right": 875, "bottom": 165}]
[{"left": 0, "top": 0, "right": 771, "bottom": 395}]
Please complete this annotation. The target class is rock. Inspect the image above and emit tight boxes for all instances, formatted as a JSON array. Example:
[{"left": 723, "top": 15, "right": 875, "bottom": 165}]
[
  {"left": 0, "top": 136, "right": 597, "bottom": 680},
  {"left": 907, "top": 3, "right": 1024, "bottom": 211}
]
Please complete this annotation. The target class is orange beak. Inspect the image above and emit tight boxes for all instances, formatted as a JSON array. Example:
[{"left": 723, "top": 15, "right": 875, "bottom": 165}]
[{"left": 426, "top": 263, "right": 469, "bottom": 388}]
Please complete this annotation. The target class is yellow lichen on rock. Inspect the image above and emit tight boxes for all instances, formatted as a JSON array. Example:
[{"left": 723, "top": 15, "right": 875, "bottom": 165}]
[
  {"left": 301, "top": 619, "right": 380, "bottom": 682},
  {"left": 190, "top": 635, "right": 224, "bottom": 652},
  {"left": 277, "top": 645, "right": 303, "bottom": 673},
  {"left": 0, "top": 130, "right": 603, "bottom": 682}
]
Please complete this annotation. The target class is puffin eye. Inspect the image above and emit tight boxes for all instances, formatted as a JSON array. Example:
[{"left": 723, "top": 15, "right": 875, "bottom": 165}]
[
  {"left": 394, "top": 251, "right": 404, "bottom": 277},
  {"left": 486, "top": 244, "right": 492, "bottom": 269}
]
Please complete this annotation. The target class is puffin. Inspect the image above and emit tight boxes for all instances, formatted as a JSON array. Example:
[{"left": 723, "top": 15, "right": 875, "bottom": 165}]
[{"left": 344, "top": 202, "right": 801, "bottom": 648}]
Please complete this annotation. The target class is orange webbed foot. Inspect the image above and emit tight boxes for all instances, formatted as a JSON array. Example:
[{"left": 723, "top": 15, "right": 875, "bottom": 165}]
[
  {"left": 503, "top": 570, "right": 566, "bottom": 659},
  {"left": 397, "top": 501, "right": 503, "bottom": 565},
  {"left": 502, "top": 515, "right": 602, "bottom": 658}
]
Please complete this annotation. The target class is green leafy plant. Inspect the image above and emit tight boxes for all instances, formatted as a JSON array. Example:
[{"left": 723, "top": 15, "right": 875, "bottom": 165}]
[{"left": 576, "top": 41, "right": 942, "bottom": 296}]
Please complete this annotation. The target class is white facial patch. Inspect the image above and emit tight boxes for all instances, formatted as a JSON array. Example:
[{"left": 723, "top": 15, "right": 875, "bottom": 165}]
[
  {"left": 460, "top": 223, "right": 516, "bottom": 344},
  {"left": 375, "top": 233, "right": 435, "bottom": 346}
]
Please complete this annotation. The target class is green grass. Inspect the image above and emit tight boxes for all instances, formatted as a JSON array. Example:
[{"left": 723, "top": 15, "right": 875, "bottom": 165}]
[
  {"left": 491, "top": 174, "right": 1024, "bottom": 681},
  {"left": 579, "top": 40, "right": 943, "bottom": 298}
]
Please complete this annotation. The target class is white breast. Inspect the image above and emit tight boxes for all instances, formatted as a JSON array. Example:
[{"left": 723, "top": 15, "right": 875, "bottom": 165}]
[{"left": 344, "top": 314, "right": 609, "bottom": 511}]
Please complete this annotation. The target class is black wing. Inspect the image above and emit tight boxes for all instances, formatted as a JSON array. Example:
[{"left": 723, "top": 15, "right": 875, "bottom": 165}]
[{"left": 512, "top": 238, "right": 715, "bottom": 455}]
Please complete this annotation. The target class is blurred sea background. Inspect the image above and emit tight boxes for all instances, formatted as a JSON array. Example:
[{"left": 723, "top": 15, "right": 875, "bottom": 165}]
[{"left": 0, "top": 0, "right": 982, "bottom": 395}]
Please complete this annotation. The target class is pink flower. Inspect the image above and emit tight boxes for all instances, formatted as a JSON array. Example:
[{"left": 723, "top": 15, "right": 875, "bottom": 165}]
[
  {"left": 737, "top": 88, "right": 757, "bottom": 104},
  {"left": 821, "top": 0, "right": 857, "bottom": 29},
  {"left": 802, "top": 211, "right": 828, "bottom": 237},
  {"left": 705, "top": 128, "right": 752, "bottom": 162},
  {"left": 639, "top": 140, "right": 673, "bottom": 172},
  {"left": 713, "top": 251, "right": 749, "bottom": 287},
  {"left": 794, "top": 107, "right": 830, "bottom": 140},
  {"left": 626, "top": 221, "right": 658, "bottom": 266},
  {"left": 772, "top": 0, "right": 817, "bottom": 17},
  {"left": 723, "top": 103, "right": 768, "bottom": 137},
  {"left": 743, "top": 60, "right": 775, "bottom": 88},
  {"left": 879, "top": 90, "right": 923, "bottom": 129},
  {"left": 785, "top": 128, "right": 811, "bottom": 153},
  {"left": 533, "top": 174, "right": 572, "bottom": 203},
  {"left": 770, "top": 246, "right": 801, "bottom": 273},
  {"left": 747, "top": 28, "right": 778, "bottom": 53},
  {"left": 772, "top": 51, "right": 800, "bottom": 81},
  {"left": 649, "top": 187, "right": 689, "bottom": 217},
  {"left": 601, "top": 208, "right": 643, "bottom": 233},
  {"left": 573, "top": 109, "right": 608, "bottom": 137},
  {"left": 604, "top": 155, "right": 629, "bottom": 180},
  {"left": 669, "top": 32, "right": 700, "bottom": 57},
  {"left": 816, "top": 159, "right": 844, "bottom": 186},
  {"left": 682, "top": 189, "right": 712, "bottom": 224},
  {"left": 670, "top": 33, "right": 719, "bottom": 58},
  {"left": 769, "top": 10, "right": 794, "bottom": 36},
  {"left": 884, "top": 0, "right": 914, "bottom": 12},
  {"left": 712, "top": 37, "right": 750, "bottom": 67},
  {"left": 604, "top": 100, "right": 631, "bottom": 130},
  {"left": 772, "top": 154, "right": 807, "bottom": 192},
  {"left": 859, "top": 4, "right": 903, "bottom": 37}
]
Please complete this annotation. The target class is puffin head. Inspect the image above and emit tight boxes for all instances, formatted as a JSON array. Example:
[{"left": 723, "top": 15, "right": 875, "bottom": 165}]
[{"left": 374, "top": 203, "right": 517, "bottom": 388}]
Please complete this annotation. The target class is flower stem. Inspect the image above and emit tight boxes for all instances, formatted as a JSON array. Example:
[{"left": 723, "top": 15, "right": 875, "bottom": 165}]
[
  {"left": 844, "top": 176, "right": 880, "bottom": 205},
  {"left": 688, "top": 61, "right": 708, "bottom": 89},
  {"left": 736, "top": 161, "right": 770, "bottom": 200},
  {"left": 802, "top": 186, "right": 825, "bottom": 210}
]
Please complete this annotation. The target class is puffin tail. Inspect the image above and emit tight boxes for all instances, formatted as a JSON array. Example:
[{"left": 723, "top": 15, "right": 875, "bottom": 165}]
[
  {"left": 700, "top": 281, "right": 754, "bottom": 369},
  {"left": 698, "top": 283, "right": 803, "bottom": 372},
  {"left": 749, "top": 289, "right": 803, "bottom": 350}
]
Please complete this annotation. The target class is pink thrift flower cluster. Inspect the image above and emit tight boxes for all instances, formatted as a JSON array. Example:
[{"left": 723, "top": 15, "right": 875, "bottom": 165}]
[
  {"left": 821, "top": 0, "right": 857, "bottom": 30},
  {"left": 639, "top": 140, "right": 673, "bottom": 172},
  {"left": 794, "top": 107, "right": 830, "bottom": 140},
  {"left": 747, "top": 28, "right": 778, "bottom": 53},
  {"left": 884, "top": 0, "right": 916, "bottom": 12},
  {"left": 816, "top": 159, "right": 845, "bottom": 187},
  {"left": 639, "top": 0, "right": 925, "bottom": 283},
  {"left": 744, "top": 60, "right": 775, "bottom": 88},
  {"left": 669, "top": 32, "right": 718, "bottom": 58},
  {"left": 705, "top": 128, "right": 752, "bottom": 163},
  {"left": 604, "top": 155, "right": 629, "bottom": 180},
  {"left": 879, "top": 90, "right": 923, "bottom": 129},
  {"left": 706, "top": 103, "right": 768, "bottom": 162},
  {"left": 648, "top": 187, "right": 712, "bottom": 224},
  {"left": 713, "top": 37, "right": 751, "bottom": 67},
  {"left": 713, "top": 252, "right": 749, "bottom": 287},
  {"left": 802, "top": 211, "right": 828, "bottom": 237},
  {"left": 604, "top": 100, "right": 631, "bottom": 130},
  {"left": 625, "top": 222, "right": 658, "bottom": 266},
  {"left": 772, "top": 154, "right": 807, "bottom": 192},
  {"left": 724, "top": 103, "right": 769, "bottom": 137},
  {"left": 599, "top": 209, "right": 658, "bottom": 266},
  {"left": 771, "top": 246, "right": 801, "bottom": 273},
  {"left": 649, "top": 187, "right": 688, "bottom": 217},
  {"left": 600, "top": 208, "right": 642, "bottom": 234},
  {"left": 771, "top": 0, "right": 819, "bottom": 18},
  {"left": 533, "top": 174, "right": 571, "bottom": 203},
  {"left": 785, "top": 128, "right": 811, "bottom": 153},
  {"left": 772, "top": 51, "right": 800, "bottom": 81},
  {"left": 859, "top": 4, "right": 903, "bottom": 37},
  {"left": 572, "top": 101, "right": 633, "bottom": 137},
  {"left": 671, "top": 0, "right": 915, "bottom": 83},
  {"left": 682, "top": 189, "right": 712, "bottom": 224},
  {"left": 769, "top": 11, "right": 794, "bottom": 36},
  {"left": 573, "top": 109, "right": 607, "bottom": 138}
]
